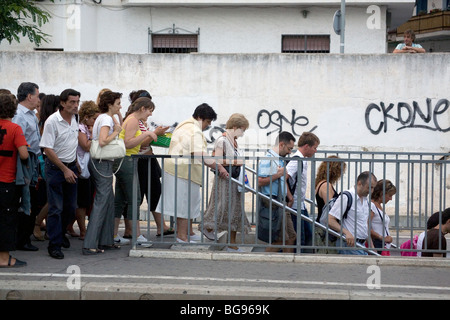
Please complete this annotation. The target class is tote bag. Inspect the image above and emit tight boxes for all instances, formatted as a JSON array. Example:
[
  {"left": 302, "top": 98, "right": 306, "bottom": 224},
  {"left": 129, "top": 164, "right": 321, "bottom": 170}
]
[{"left": 90, "top": 137, "right": 126, "bottom": 161}]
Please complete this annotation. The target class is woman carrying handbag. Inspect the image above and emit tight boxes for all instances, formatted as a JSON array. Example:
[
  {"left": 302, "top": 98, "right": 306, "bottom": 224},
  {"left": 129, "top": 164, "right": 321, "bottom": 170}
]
[
  {"left": 82, "top": 91, "right": 123, "bottom": 255},
  {"left": 370, "top": 179, "right": 397, "bottom": 256}
]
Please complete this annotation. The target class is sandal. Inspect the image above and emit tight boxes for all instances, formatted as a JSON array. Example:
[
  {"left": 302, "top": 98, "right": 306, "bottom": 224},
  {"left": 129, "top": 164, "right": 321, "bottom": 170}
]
[
  {"left": 98, "top": 244, "right": 121, "bottom": 250},
  {"left": 0, "top": 255, "right": 27, "bottom": 268},
  {"left": 82, "top": 248, "right": 104, "bottom": 255},
  {"left": 156, "top": 227, "right": 175, "bottom": 237}
]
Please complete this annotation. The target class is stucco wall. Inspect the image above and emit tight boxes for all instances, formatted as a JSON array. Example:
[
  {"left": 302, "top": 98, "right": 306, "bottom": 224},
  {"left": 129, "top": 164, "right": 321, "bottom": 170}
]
[
  {"left": 0, "top": 3, "right": 388, "bottom": 54},
  {"left": 0, "top": 51, "right": 448, "bottom": 152}
]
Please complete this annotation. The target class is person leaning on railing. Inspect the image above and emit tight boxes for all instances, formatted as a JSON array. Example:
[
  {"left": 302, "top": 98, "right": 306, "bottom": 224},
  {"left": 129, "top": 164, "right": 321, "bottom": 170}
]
[
  {"left": 201, "top": 113, "right": 251, "bottom": 252},
  {"left": 369, "top": 180, "right": 397, "bottom": 255},
  {"left": 257, "top": 131, "right": 297, "bottom": 253},
  {"left": 328, "top": 171, "right": 377, "bottom": 255},
  {"left": 314, "top": 156, "right": 346, "bottom": 254},
  {"left": 393, "top": 29, "right": 426, "bottom": 54},
  {"left": 156, "top": 103, "right": 229, "bottom": 243}
]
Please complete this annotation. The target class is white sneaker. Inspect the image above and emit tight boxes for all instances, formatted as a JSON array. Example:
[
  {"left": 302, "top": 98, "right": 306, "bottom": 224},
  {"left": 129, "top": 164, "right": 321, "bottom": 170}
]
[
  {"left": 114, "top": 235, "right": 130, "bottom": 245},
  {"left": 189, "top": 233, "right": 201, "bottom": 241},
  {"left": 136, "top": 235, "right": 148, "bottom": 244},
  {"left": 176, "top": 237, "right": 197, "bottom": 243}
]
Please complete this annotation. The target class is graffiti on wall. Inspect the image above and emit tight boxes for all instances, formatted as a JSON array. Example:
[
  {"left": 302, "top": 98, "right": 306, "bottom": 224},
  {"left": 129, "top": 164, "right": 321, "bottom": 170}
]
[
  {"left": 257, "top": 109, "right": 315, "bottom": 136},
  {"left": 365, "top": 98, "right": 450, "bottom": 135}
]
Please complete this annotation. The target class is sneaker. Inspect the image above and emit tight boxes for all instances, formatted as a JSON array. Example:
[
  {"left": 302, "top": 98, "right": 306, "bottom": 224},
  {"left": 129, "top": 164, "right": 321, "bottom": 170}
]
[
  {"left": 136, "top": 235, "right": 148, "bottom": 244},
  {"left": 189, "top": 233, "right": 201, "bottom": 241},
  {"left": 114, "top": 235, "right": 130, "bottom": 245},
  {"left": 176, "top": 238, "right": 197, "bottom": 244},
  {"left": 226, "top": 247, "right": 244, "bottom": 252}
]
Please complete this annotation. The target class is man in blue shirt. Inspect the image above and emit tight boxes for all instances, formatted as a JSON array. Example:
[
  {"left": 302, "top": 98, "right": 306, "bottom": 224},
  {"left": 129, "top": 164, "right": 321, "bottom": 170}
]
[
  {"left": 258, "top": 131, "right": 296, "bottom": 252},
  {"left": 13, "top": 82, "right": 41, "bottom": 252}
]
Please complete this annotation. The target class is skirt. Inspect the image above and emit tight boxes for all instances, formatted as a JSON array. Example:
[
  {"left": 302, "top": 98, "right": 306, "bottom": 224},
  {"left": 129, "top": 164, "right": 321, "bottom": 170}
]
[{"left": 156, "top": 171, "right": 201, "bottom": 220}]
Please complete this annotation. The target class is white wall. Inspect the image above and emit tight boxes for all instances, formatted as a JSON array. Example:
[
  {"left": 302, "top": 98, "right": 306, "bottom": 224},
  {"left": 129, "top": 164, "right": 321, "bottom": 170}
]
[
  {"left": 0, "top": 51, "right": 447, "bottom": 153},
  {"left": 0, "top": 2, "right": 388, "bottom": 54},
  {"left": 0, "top": 51, "right": 447, "bottom": 219}
]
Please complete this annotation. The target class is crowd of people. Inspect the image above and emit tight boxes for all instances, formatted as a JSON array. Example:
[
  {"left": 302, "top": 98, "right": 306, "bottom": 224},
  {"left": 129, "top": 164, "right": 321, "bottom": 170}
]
[{"left": 0, "top": 82, "right": 448, "bottom": 267}]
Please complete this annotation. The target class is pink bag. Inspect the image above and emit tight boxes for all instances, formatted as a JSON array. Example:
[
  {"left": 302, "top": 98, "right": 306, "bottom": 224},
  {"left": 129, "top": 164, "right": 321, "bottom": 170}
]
[{"left": 400, "top": 235, "right": 419, "bottom": 256}]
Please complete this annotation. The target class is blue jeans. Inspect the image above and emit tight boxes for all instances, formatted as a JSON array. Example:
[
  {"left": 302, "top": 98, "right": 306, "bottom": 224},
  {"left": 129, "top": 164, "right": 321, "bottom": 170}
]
[
  {"left": 291, "top": 208, "right": 313, "bottom": 253},
  {"left": 45, "top": 159, "right": 78, "bottom": 251},
  {"left": 338, "top": 239, "right": 368, "bottom": 255}
]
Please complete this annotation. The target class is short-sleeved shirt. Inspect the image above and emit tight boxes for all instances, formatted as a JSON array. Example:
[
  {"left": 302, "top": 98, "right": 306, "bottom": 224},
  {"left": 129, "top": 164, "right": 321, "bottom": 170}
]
[
  {"left": 421, "top": 229, "right": 447, "bottom": 257},
  {"left": 0, "top": 120, "right": 28, "bottom": 183},
  {"left": 258, "top": 149, "right": 286, "bottom": 198},
  {"left": 395, "top": 43, "right": 423, "bottom": 50},
  {"left": 92, "top": 113, "right": 114, "bottom": 140},
  {"left": 164, "top": 117, "right": 207, "bottom": 186},
  {"left": 12, "top": 104, "right": 41, "bottom": 155},
  {"left": 39, "top": 111, "right": 79, "bottom": 163},
  {"left": 286, "top": 150, "right": 307, "bottom": 210},
  {"left": 329, "top": 187, "right": 370, "bottom": 240}
]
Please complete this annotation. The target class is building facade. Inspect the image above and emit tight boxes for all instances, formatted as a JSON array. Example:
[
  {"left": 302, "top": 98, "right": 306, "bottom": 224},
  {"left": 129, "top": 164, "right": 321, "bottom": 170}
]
[{"left": 1, "top": 0, "right": 416, "bottom": 54}]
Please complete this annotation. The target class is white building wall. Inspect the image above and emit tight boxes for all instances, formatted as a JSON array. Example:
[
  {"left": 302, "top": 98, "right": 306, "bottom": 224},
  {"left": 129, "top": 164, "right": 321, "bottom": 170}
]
[
  {"left": 0, "top": 1, "right": 388, "bottom": 54},
  {"left": 0, "top": 51, "right": 447, "bottom": 152},
  {"left": 0, "top": 51, "right": 447, "bottom": 219}
]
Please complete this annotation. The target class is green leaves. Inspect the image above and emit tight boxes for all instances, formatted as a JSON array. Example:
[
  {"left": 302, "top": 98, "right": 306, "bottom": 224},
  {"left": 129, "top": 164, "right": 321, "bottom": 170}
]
[{"left": 0, "top": 0, "right": 54, "bottom": 47}]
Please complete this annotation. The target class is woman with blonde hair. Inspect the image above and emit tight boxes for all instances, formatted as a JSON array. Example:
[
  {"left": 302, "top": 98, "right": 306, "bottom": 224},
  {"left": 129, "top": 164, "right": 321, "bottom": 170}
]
[
  {"left": 314, "top": 155, "right": 346, "bottom": 253},
  {"left": 201, "top": 113, "right": 251, "bottom": 252}
]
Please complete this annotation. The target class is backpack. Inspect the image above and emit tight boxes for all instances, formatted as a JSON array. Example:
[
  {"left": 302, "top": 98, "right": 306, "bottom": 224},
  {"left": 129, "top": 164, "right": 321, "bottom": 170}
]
[
  {"left": 318, "top": 191, "right": 353, "bottom": 242},
  {"left": 400, "top": 235, "right": 419, "bottom": 256},
  {"left": 286, "top": 156, "right": 302, "bottom": 196}
]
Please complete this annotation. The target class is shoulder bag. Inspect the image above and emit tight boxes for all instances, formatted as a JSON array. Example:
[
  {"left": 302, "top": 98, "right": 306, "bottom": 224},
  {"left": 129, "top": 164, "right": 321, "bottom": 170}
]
[{"left": 90, "top": 136, "right": 126, "bottom": 161}]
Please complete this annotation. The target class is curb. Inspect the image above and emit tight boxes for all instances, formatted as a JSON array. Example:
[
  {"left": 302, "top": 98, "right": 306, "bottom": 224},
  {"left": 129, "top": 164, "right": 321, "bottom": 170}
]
[{"left": 129, "top": 248, "right": 450, "bottom": 268}]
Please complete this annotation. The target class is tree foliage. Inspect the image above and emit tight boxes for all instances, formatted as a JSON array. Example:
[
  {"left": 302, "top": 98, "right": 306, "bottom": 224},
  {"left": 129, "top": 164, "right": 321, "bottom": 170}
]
[{"left": 0, "top": 0, "right": 54, "bottom": 47}]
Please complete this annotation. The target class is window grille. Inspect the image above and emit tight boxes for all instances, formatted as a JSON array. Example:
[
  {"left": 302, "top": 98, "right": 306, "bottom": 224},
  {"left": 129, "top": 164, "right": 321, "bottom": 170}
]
[
  {"left": 149, "top": 24, "right": 199, "bottom": 53},
  {"left": 282, "top": 35, "right": 330, "bottom": 53}
]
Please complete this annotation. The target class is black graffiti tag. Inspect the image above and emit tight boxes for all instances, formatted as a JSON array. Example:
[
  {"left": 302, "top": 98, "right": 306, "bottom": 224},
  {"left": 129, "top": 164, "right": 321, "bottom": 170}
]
[
  {"left": 205, "top": 124, "right": 226, "bottom": 144},
  {"left": 257, "top": 109, "right": 310, "bottom": 136},
  {"left": 365, "top": 98, "right": 449, "bottom": 135}
]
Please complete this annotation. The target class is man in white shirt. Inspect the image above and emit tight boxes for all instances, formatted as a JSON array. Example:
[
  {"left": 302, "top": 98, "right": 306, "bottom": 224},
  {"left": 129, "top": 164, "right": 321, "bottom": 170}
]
[
  {"left": 328, "top": 171, "right": 377, "bottom": 255},
  {"left": 40, "top": 89, "right": 80, "bottom": 259},
  {"left": 285, "top": 132, "right": 320, "bottom": 253}
]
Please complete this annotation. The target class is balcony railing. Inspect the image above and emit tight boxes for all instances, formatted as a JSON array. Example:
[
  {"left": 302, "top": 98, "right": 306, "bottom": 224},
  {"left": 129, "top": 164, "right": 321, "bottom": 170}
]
[{"left": 397, "top": 11, "right": 450, "bottom": 36}]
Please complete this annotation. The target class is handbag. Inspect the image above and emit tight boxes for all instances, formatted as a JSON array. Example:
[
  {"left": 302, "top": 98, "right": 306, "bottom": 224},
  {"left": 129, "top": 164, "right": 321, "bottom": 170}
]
[
  {"left": 78, "top": 151, "right": 91, "bottom": 179},
  {"left": 211, "top": 136, "right": 241, "bottom": 178},
  {"left": 223, "top": 165, "right": 241, "bottom": 179},
  {"left": 90, "top": 137, "right": 126, "bottom": 161}
]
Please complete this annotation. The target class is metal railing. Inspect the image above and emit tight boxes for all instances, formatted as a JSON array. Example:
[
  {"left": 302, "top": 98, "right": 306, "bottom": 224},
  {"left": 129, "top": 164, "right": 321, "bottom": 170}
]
[{"left": 129, "top": 150, "right": 449, "bottom": 256}]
